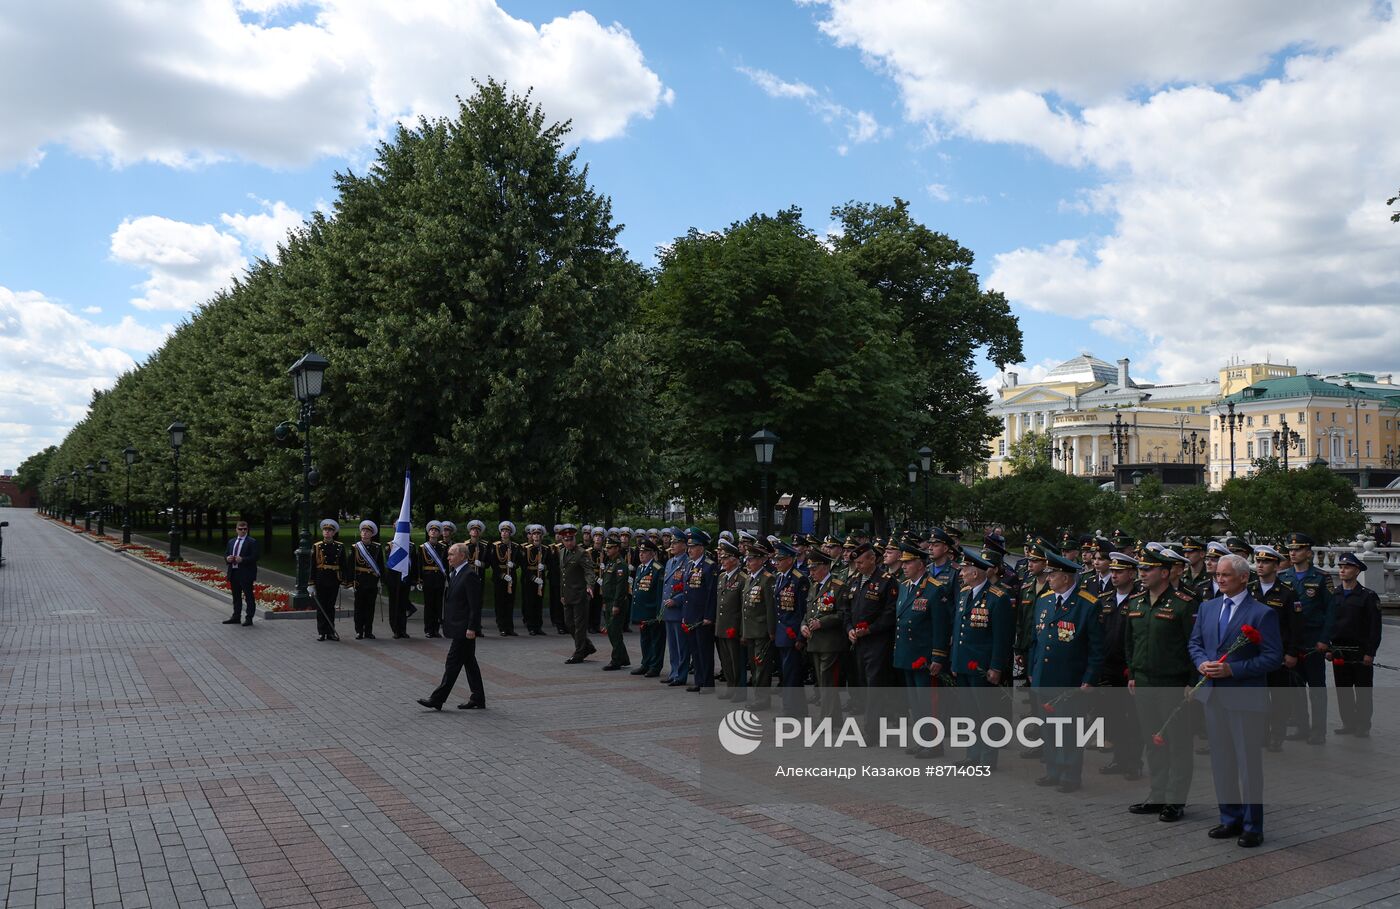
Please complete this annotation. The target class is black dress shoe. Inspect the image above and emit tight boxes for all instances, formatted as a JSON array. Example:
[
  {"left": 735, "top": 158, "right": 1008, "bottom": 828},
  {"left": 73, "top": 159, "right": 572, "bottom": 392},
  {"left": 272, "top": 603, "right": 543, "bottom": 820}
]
[
  {"left": 564, "top": 657, "right": 584, "bottom": 664},
  {"left": 416, "top": 699, "right": 442, "bottom": 711},
  {"left": 1237, "top": 832, "right": 1263, "bottom": 848},
  {"left": 222, "top": 617, "right": 240, "bottom": 624},
  {"left": 425, "top": 632, "right": 441, "bottom": 638},
  {"left": 317, "top": 634, "right": 327, "bottom": 642},
  {"left": 242, "top": 618, "right": 253, "bottom": 626},
  {"left": 556, "top": 628, "right": 569, "bottom": 635},
  {"left": 660, "top": 677, "right": 674, "bottom": 684},
  {"left": 685, "top": 685, "right": 701, "bottom": 692},
  {"left": 1208, "top": 823, "right": 1244, "bottom": 839},
  {"left": 1056, "top": 782, "right": 1081, "bottom": 794},
  {"left": 603, "top": 664, "right": 621, "bottom": 671},
  {"left": 1128, "top": 802, "right": 1164, "bottom": 815},
  {"left": 668, "top": 680, "right": 687, "bottom": 687},
  {"left": 1159, "top": 805, "right": 1185, "bottom": 822},
  {"left": 329, "top": 633, "right": 339, "bottom": 641},
  {"left": 457, "top": 701, "right": 485, "bottom": 710},
  {"left": 629, "top": 667, "right": 647, "bottom": 675},
  {"left": 355, "top": 633, "right": 364, "bottom": 639},
  {"left": 364, "top": 632, "right": 376, "bottom": 640},
  {"left": 1034, "top": 776, "right": 1060, "bottom": 787},
  {"left": 644, "top": 671, "right": 660, "bottom": 678},
  {"left": 529, "top": 629, "right": 543, "bottom": 636}
]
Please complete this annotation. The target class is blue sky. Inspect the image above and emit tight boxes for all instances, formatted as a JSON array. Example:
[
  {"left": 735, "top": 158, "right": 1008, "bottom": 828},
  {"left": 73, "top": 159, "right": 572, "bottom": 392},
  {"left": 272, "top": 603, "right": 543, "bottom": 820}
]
[{"left": 2, "top": 0, "right": 1397, "bottom": 470}]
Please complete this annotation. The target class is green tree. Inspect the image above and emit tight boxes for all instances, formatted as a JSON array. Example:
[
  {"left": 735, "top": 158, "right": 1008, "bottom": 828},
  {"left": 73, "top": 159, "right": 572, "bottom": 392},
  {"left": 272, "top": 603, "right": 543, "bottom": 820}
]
[
  {"left": 1005, "top": 429, "right": 1051, "bottom": 474},
  {"left": 1118, "top": 476, "right": 1223, "bottom": 541},
  {"left": 830, "top": 198, "right": 1023, "bottom": 473},
  {"left": 961, "top": 463, "right": 1118, "bottom": 543},
  {"left": 15, "top": 445, "right": 56, "bottom": 493},
  {"left": 648, "top": 208, "right": 914, "bottom": 528},
  {"left": 1219, "top": 459, "right": 1366, "bottom": 544}
]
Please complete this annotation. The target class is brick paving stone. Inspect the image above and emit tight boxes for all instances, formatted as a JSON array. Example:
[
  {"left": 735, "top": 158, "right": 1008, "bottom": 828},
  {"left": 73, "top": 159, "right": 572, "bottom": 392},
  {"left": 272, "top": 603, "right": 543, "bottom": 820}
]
[{"left": 3, "top": 509, "right": 1399, "bottom": 908}]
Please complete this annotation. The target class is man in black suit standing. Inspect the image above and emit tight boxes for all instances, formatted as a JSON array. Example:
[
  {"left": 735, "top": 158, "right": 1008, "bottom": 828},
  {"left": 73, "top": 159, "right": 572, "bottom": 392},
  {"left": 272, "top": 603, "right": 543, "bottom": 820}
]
[
  {"left": 222, "top": 520, "right": 261, "bottom": 626},
  {"left": 418, "top": 543, "right": 486, "bottom": 711}
]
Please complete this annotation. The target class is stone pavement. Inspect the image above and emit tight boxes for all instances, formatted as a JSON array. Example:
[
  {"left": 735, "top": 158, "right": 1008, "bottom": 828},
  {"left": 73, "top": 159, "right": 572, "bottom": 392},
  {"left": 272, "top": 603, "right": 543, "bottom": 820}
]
[{"left": 2, "top": 507, "right": 1398, "bottom": 909}]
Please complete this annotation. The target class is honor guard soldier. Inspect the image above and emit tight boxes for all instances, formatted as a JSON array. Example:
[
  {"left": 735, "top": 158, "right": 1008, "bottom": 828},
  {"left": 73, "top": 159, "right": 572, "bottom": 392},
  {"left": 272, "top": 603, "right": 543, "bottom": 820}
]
[
  {"left": 347, "top": 520, "right": 384, "bottom": 640},
  {"left": 1087, "top": 538, "right": 1114, "bottom": 596},
  {"left": 418, "top": 521, "right": 449, "bottom": 637},
  {"left": 521, "top": 524, "right": 549, "bottom": 635},
  {"left": 1098, "top": 552, "right": 1143, "bottom": 780},
  {"left": 1323, "top": 552, "right": 1382, "bottom": 737},
  {"left": 1200, "top": 541, "right": 1229, "bottom": 600},
  {"left": 1249, "top": 545, "right": 1302, "bottom": 750},
  {"left": 383, "top": 525, "right": 419, "bottom": 639},
  {"left": 1029, "top": 550, "right": 1106, "bottom": 792},
  {"left": 1125, "top": 546, "right": 1199, "bottom": 823},
  {"left": 893, "top": 544, "right": 937, "bottom": 757},
  {"left": 599, "top": 534, "right": 632, "bottom": 670},
  {"left": 630, "top": 540, "right": 666, "bottom": 677},
  {"left": 661, "top": 532, "right": 691, "bottom": 687},
  {"left": 714, "top": 540, "right": 748, "bottom": 700},
  {"left": 771, "top": 540, "right": 809, "bottom": 714},
  {"left": 619, "top": 527, "right": 637, "bottom": 631},
  {"left": 557, "top": 525, "right": 598, "bottom": 663},
  {"left": 801, "top": 549, "right": 847, "bottom": 719},
  {"left": 464, "top": 520, "right": 489, "bottom": 634},
  {"left": 1279, "top": 532, "right": 1333, "bottom": 744},
  {"left": 681, "top": 530, "right": 718, "bottom": 693},
  {"left": 312, "top": 518, "right": 344, "bottom": 641},
  {"left": 439, "top": 520, "right": 457, "bottom": 548},
  {"left": 950, "top": 549, "right": 1014, "bottom": 768},
  {"left": 741, "top": 541, "right": 777, "bottom": 708},
  {"left": 491, "top": 521, "right": 523, "bottom": 636}
]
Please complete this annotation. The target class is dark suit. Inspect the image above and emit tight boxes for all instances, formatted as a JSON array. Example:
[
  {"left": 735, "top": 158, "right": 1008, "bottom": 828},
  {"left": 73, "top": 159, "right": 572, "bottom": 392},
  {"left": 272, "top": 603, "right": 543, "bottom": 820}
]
[
  {"left": 225, "top": 535, "right": 261, "bottom": 620},
  {"left": 1189, "top": 592, "right": 1282, "bottom": 835},
  {"left": 429, "top": 565, "right": 485, "bottom": 707}
]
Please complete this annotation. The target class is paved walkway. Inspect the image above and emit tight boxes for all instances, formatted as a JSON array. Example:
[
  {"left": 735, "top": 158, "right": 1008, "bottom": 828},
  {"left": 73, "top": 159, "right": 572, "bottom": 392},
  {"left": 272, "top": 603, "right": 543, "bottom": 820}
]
[{"left": 2, "top": 508, "right": 1399, "bottom": 909}]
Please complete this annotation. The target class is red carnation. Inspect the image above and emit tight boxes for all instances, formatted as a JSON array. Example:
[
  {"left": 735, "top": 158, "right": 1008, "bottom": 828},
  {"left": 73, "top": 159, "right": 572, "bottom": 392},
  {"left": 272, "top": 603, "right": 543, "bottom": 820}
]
[
  {"left": 1042, "top": 702, "right": 1055, "bottom": 714},
  {"left": 1151, "top": 734, "right": 1166, "bottom": 747},
  {"left": 1241, "top": 624, "right": 1261, "bottom": 644},
  {"left": 726, "top": 628, "right": 737, "bottom": 639},
  {"left": 681, "top": 622, "right": 690, "bottom": 633},
  {"left": 672, "top": 583, "right": 684, "bottom": 593},
  {"left": 786, "top": 627, "right": 798, "bottom": 640},
  {"left": 856, "top": 621, "right": 870, "bottom": 632},
  {"left": 967, "top": 660, "right": 980, "bottom": 672},
  {"left": 913, "top": 657, "right": 928, "bottom": 670},
  {"left": 1333, "top": 657, "right": 1345, "bottom": 667}
]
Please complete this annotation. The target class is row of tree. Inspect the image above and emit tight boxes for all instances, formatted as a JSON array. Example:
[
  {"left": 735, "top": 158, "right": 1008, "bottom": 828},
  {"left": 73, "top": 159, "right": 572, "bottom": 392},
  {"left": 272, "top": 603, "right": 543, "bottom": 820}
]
[{"left": 18, "top": 80, "right": 1022, "bottom": 534}]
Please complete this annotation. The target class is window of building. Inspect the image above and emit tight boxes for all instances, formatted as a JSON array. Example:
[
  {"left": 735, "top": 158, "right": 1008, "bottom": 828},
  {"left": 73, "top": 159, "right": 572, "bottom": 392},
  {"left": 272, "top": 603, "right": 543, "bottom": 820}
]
[
  {"left": 1100, "top": 456, "right": 1109, "bottom": 472},
  {"left": 1298, "top": 438, "right": 1306, "bottom": 456},
  {"left": 1367, "top": 440, "right": 1372, "bottom": 458},
  {"left": 1331, "top": 412, "right": 1336, "bottom": 423},
  {"left": 1298, "top": 412, "right": 1306, "bottom": 424},
  {"left": 1365, "top": 413, "right": 1371, "bottom": 424},
  {"left": 1246, "top": 416, "right": 1254, "bottom": 427},
  {"left": 1213, "top": 443, "right": 1219, "bottom": 458},
  {"left": 1262, "top": 414, "right": 1270, "bottom": 427},
  {"left": 1246, "top": 441, "right": 1254, "bottom": 458},
  {"left": 998, "top": 439, "right": 1006, "bottom": 457}
]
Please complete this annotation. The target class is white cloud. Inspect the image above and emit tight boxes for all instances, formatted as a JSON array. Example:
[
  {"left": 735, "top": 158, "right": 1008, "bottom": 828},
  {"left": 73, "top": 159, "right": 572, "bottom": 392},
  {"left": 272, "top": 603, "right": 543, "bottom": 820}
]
[
  {"left": 82, "top": 306, "right": 102, "bottom": 315},
  {"left": 811, "top": 1, "right": 1400, "bottom": 381},
  {"left": 0, "top": 286, "right": 172, "bottom": 469},
  {"left": 110, "top": 216, "right": 248, "bottom": 312},
  {"left": 0, "top": 0, "right": 671, "bottom": 169},
  {"left": 221, "top": 198, "right": 305, "bottom": 258},
  {"left": 926, "top": 183, "right": 951, "bottom": 202},
  {"left": 738, "top": 65, "right": 884, "bottom": 152}
]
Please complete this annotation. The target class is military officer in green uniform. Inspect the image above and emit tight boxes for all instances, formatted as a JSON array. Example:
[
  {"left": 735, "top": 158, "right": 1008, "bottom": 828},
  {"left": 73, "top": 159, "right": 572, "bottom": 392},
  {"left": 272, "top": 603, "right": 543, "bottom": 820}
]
[
  {"left": 312, "top": 518, "right": 344, "bottom": 642},
  {"left": 630, "top": 540, "right": 666, "bottom": 677},
  {"left": 714, "top": 540, "right": 748, "bottom": 700},
  {"left": 950, "top": 548, "right": 1014, "bottom": 768},
  {"left": 1125, "top": 547, "right": 1198, "bottom": 822},
  {"left": 1029, "top": 549, "right": 1105, "bottom": 792},
  {"left": 741, "top": 541, "right": 777, "bottom": 708},
  {"left": 1181, "top": 536, "right": 1210, "bottom": 594},
  {"left": 1279, "top": 532, "right": 1333, "bottom": 744},
  {"left": 802, "top": 549, "right": 847, "bottom": 720},
  {"left": 558, "top": 525, "right": 599, "bottom": 664},
  {"left": 600, "top": 534, "right": 631, "bottom": 670}
]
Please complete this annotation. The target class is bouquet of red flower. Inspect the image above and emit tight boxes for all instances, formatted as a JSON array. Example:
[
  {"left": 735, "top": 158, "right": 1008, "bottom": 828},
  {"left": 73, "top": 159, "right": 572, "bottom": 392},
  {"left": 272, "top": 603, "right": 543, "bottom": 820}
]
[
  {"left": 1151, "top": 624, "right": 1261, "bottom": 746},
  {"left": 912, "top": 656, "right": 928, "bottom": 670},
  {"left": 681, "top": 622, "right": 691, "bottom": 633},
  {"left": 855, "top": 621, "right": 869, "bottom": 634},
  {"left": 785, "top": 627, "right": 798, "bottom": 640},
  {"left": 725, "top": 627, "right": 737, "bottom": 639}
]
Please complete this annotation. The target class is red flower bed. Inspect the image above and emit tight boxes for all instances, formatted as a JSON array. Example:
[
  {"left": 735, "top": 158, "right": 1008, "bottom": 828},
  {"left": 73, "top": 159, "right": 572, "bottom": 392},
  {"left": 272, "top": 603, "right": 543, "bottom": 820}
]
[{"left": 121, "top": 544, "right": 295, "bottom": 611}]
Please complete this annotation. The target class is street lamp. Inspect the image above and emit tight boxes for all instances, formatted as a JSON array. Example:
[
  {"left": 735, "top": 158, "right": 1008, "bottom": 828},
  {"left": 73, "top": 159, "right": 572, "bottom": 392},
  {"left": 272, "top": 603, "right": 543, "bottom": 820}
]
[
  {"left": 84, "top": 462, "right": 95, "bottom": 532},
  {"left": 122, "top": 446, "right": 138, "bottom": 544},
  {"left": 1181, "top": 431, "right": 1207, "bottom": 464},
  {"left": 95, "top": 457, "right": 109, "bottom": 536},
  {"left": 751, "top": 428, "right": 780, "bottom": 540},
  {"left": 289, "top": 351, "right": 329, "bottom": 612},
  {"left": 1270, "top": 416, "right": 1302, "bottom": 470},
  {"left": 906, "top": 462, "right": 919, "bottom": 526},
  {"left": 1219, "top": 401, "right": 1245, "bottom": 478},
  {"left": 1053, "top": 440, "right": 1074, "bottom": 473},
  {"left": 1109, "top": 412, "right": 1131, "bottom": 490},
  {"left": 168, "top": 420, "right": 186, "bottom": 562},
  {"left": 917, "top": 445, "right": 933, "bottom": 532},
  {"left": 1131, "top": 469, "right": 1145, "bottom": 487}
]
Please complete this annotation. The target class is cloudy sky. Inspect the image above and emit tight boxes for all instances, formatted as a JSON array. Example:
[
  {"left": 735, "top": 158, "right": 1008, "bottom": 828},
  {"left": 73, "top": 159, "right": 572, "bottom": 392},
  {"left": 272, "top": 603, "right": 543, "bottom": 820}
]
[{"left": 2, "top": 0, "right": 1398, "bottom": 470}]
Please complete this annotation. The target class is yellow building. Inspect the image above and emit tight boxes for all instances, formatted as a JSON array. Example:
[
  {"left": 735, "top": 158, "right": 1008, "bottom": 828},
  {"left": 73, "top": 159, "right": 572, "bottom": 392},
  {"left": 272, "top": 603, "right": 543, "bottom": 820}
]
[
  {"left": 1208, "top": 371, "right": 1400, "bottom": 487},
  {"left": 987, "top": 354, "right": 1216, "bottom": 479}
]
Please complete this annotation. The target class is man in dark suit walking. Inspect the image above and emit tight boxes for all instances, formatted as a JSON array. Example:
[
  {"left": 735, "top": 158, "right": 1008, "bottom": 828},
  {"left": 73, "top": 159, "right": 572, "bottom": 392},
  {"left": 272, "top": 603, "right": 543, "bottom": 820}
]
[
  {"left": 418, "top": 543, "right": 486, "bottom": 711},
  {"left": 1189, "top": 552, "right": 1282, "bottom": 848},
  {"left": 222, "top": 520, "right": 261, "bottom": 626}
]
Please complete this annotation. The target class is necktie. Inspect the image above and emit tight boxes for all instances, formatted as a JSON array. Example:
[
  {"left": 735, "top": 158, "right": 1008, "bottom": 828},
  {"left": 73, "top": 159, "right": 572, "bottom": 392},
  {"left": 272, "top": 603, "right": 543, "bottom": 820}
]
[
  {"left": 234, "top": 538, "right": 243, "bottom": 559},
  {"left": 1056, "top": 595, "right": 1065, "bottom": 610},
  {"left": 1218, "top": 597, "right": 1234, "bottom": 642}
]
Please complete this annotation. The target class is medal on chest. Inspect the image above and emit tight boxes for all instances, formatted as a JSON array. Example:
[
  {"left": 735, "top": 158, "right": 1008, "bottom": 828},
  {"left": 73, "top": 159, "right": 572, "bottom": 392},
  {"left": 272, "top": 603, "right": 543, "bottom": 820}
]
[{"left": 1056, "top": 620, "right": 1076, "bottom": 642}]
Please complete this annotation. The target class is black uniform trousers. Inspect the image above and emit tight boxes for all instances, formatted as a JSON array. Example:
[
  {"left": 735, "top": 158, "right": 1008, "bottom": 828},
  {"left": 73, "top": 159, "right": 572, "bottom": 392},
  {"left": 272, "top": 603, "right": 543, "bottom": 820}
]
[
  {"left": 386, "top": 578, "right": 413, "bottom": 636},
  {"left": 1332, "top": 644, "right": 1374, "bottom": 733},
  {"left": 522, "top": 575, "right": 546, "bottom": 632},
  {"left": 420, "top": 578, "right": 444, "bottom": 635},
  {"left": 313, "top": 579, "right": 339, "bottom": 636},
  {"left": 353, "top": 582, "right": 378, "bottom": 634},
  {"left": 493, "top": 578, "right": 515, "bottom": 634}
]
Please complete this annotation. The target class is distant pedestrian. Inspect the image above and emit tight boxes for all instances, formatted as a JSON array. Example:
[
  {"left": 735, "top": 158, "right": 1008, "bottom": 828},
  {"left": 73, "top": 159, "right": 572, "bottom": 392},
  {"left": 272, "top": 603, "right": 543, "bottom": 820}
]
[{"left": 222, "top": 520, "right": 260, "bottom": 626}]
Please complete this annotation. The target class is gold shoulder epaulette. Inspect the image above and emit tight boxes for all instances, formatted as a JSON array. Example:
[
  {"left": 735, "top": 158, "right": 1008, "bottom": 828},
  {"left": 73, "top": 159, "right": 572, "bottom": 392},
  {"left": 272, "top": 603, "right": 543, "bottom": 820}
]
[
  {"left": 1080, "top": 590, "right": 1098, "bottom": 604},
  {"left": 1174, "top": 589, "right": 1195, "bottom": 602},
  {"left": 831, "top": 577, "right": 844, "bottom": 587},
  {"left": 989, "top": 585, "right": 1005, "bottom": 597}
]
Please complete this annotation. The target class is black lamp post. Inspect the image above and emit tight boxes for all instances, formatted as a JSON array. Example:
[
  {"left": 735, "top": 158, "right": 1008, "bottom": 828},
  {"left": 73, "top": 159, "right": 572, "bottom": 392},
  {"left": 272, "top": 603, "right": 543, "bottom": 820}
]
[
  {"left": 906, "top": 462, "right": 919, "bottom": 526},
  {"left": 1109, "top": 412, "right": 1131, "bottom": 490},
  {"left": 1271, "top": 416, "right": 1302, "bottom": 470},
  {"left": 95, "top": 457, "right": 109, "bottom": 536},
  {"left": 168, "top": 421, "right": 186, "bottom": 562},
  {"left": 1181, "top": 431, "right": 1206, "bottom": 464},
  {"left": 68, "top": 469, "right": 78, "bottom": 524},
  {"left": 122, "top": 446, "right": 138, "bottom": 544},
  {"left": 1053, "top": 440, "right": 1074, "bottom": 473},
  {"left": 917, "top": 446, "right": 933, "bottom": 532},
  {"left": 289, "top": 351, "right": 329, "bottom": 612},
  {"left": 83, "top": 462, "right": 95, "bottom": 532},
  {"left": 751, "top": 428, "right": 779, "bottom": 540},
  {"left": 1219, "top": 401, "right": 1245, "bottom": 478}
]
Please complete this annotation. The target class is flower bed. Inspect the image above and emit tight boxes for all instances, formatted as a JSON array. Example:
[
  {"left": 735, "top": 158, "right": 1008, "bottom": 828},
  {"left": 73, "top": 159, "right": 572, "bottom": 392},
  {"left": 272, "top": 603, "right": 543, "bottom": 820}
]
[{"left": 120, "top": 543, "right": 297, "bottom": 611}]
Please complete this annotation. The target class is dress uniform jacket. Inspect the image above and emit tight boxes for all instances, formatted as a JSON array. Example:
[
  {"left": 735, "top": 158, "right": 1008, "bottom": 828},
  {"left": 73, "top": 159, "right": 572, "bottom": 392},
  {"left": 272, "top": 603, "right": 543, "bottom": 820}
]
[
  {"left": 804, "top": 574, "right": 849, "bottom": 653},
  {"left": 557, "top": 545, "right": 596, "bottom": 604},
  {"left": 630, "top": 560, "right": 664, "bottom": 624},
  {"left": 1323, "top": 584, "right": 1383, "bottom": 657},
  {"left": 346, "top": 540, "right": 384, "bottom": 591},
  {"left": 1029, "top": 585, "right": 1106, "bottom": 688},
  {"left": 716, "top": 567, "right": 747, "bottom": 640},
  {"left": 846, "top": 570, "right": 899, "bottom": 638},
  {"left": 1248, "top": 579, "right": 1302, "bottom": 656},
  {"left": 1279, "top": 564, "right": 1333, "bottom": 650},
  {"left": 313, "top": 539, "right": 344, "bottom": 587},
  {"left": 419, "top": 540, "right": 448, "bottom": 589},
  {"left": 772, "top": 568, "right": 809, "bottom": 648},
  {"left": 600, "top": 557, "right": 630, "bottom": 616},
  {"left": 949, "top": 581, "right": 1014, "bottom": 677},
  {"left": 741, "top": 567, "right": 776, "bottom": 639},
  {"left": 680, "top": 555, "right": 718, "bottom": 627},
  {"left": 1097, "top": 589, "right": 1135, "bottom": 684},
  {"left": 662, "top": 553, "right": 688, "bottom": 623},
  {"left": 893, "top": 573, "right": 937, "bottom": 671},
  {"left": 1125, "top": 587, "right": 1199, "bottom": 684}
]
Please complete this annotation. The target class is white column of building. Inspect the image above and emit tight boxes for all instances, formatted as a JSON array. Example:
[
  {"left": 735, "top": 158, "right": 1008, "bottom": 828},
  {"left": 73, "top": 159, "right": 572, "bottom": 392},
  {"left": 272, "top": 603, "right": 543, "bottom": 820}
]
[{"left": 1091, "top": 434, "right": 1101, "bottom": 474}]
